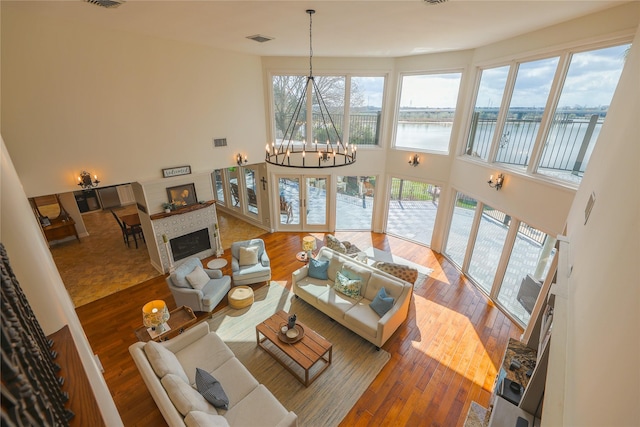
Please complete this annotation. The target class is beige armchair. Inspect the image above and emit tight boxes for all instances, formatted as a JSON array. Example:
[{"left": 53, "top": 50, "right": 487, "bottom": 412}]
[
  {"left": 166, "top": 257, "right": 231, "bottom": 313},
  {"left": 231, "top": 239, "right": 271, "bottom": 286}
]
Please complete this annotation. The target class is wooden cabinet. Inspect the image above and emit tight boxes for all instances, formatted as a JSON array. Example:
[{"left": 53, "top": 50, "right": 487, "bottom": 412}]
[
  {"left": 42, "top": 219, "right": 80, "bottom": 243},
  {"left": 116, "top": 184, "right": 136, "bottom": 205},
  {"left": 30, "top": 194, "right": 80, "bottom": 244}
]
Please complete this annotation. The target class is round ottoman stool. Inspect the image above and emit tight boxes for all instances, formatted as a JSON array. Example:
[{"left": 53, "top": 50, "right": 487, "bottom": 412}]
[{"left": 228, "top": 286, "right": 254, "bottom": 309}]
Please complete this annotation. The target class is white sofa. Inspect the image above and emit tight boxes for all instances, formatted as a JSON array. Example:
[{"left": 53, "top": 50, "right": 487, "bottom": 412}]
[
  {"left": 129, "top": 322, "right": 297, "bottom": 427},
  {"left": 292, "top": 247, "right": 414, "bottom": 349}
]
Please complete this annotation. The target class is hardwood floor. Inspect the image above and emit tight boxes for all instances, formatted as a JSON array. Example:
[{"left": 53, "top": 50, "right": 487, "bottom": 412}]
[{"left": 75, "top": 230, "right": 522, "bottom": 427}]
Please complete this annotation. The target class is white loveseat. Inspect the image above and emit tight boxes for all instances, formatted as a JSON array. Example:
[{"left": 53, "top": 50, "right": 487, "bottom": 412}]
[
  {"left": 292, "top": 247, "right": 414, "bottom": 349},
  {"left": 129, "top": 322, "right": 297, "bottom": 427}
]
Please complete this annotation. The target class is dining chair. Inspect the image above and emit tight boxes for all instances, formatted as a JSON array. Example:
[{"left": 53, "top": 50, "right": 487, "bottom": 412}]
[{"left": 110, "top": 210, "right": 143, "bottom": 249}]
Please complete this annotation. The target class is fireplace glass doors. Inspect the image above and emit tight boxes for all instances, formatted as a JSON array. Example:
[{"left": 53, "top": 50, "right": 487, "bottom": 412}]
[{"left": 170, "top": 228, "right": 211, "bottom": 262}]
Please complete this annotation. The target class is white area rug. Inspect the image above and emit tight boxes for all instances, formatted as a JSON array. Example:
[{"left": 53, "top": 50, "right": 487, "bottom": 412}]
[{"left": 208, "top": 282, "right": 390, "bottom": 427}]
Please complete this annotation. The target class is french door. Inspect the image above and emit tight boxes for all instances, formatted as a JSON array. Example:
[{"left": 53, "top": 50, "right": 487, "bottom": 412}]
[{"left": 277, "top": 174, "right": 329, "bottom": 231}]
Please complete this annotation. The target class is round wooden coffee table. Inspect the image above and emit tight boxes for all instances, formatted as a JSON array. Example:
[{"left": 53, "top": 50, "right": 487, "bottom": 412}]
[{"left": 228, "top": 286, "right": 254, "bottom": 309}]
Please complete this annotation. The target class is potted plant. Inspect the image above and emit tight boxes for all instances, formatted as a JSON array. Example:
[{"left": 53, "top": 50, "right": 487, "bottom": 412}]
[{"left": 162, "top": 202, "right": 173, "bottom": 213}]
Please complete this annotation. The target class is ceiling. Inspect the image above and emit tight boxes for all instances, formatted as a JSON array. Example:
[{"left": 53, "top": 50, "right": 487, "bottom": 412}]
[{"left": 17, "top": 0, "right": 627, "bottom": 57}]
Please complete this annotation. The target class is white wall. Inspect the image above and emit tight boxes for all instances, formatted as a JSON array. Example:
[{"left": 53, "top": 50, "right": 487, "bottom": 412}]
[
  {"left": 1, "top": 4, "right": 266, "bottom": 197},
  {"left": 561, "top": 25, "right": 640, "bottom": 426},
  {"left": 0, "top": 137, "right": 123, "bottom": 426}
]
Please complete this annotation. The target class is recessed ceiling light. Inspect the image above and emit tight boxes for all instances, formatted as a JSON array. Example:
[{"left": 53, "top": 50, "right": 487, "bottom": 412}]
[{"left": 246, "top": 34, "right": 274, "bottom": 43}]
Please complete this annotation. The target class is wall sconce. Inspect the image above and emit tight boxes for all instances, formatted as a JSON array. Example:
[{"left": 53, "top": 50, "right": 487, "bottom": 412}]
[
  {"left": 488, "top": 173, "right": 504, "bottom": 190},
  {"left": 77, "top": 170, "right": 100, "bottom": 189},
  {"left": 236, "top": 153, "right": 248, "bottom": 166},
  {"left": 408, "top": 154, "right": 420, "bottom": 167}
]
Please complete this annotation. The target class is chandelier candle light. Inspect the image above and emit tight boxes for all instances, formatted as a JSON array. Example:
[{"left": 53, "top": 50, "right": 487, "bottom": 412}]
[
  {"left": 142, "top": 300, "right": 170, "bottom": 336},
  {"left": 265, "top": 9, "right": 356, "bottom": 169}
]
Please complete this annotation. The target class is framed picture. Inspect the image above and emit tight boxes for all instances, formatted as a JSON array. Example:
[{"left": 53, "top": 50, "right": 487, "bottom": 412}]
[
  {"left": 162, "top": 165, "right": 191, "bottom": 178},
  {"left": 166, "top": 183, "right": 197, "bottom": 207}
]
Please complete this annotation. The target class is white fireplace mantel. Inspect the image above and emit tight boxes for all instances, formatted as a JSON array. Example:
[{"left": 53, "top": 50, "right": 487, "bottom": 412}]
[{"left": 150, "top": 202, "right": 219, "bottom": 273}]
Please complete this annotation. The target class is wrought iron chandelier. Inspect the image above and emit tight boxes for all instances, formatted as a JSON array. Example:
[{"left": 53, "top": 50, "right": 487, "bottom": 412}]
[{"left": 265, "top": 9, "right": 356, "bottom": 169}]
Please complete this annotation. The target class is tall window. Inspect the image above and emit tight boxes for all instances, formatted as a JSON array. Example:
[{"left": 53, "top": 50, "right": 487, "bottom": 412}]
[
  {"left": 313, "top": 76, "right": 345, "bottom": 145},
  {"left": 271, "top": 74, "right": 385, "bottom": 147},
  {"left": 466, "top": 66, "right": 510, "bottom": 160},
  {"left": 395, "top": 72, "right": 462, "bottom": 153},
  {"left": 444, "top": 192, "right": 477, "bottom": 268},
  {"left": 496, "top": 57, "right": 560, "bottom": 168},
  {"left": 349, "top": 77, "right": 385, "bottom": 146},
  {"left": 336, "top": 176, "right": 376, "bottom": 230},
  {"left": 497, "top": 225, "right": 556, "bottom": 325},
  {"left": 244, "top": 168, "right": 258, "bottom": 216},
  {"left": 536, "top": 43, "right": 630, "bottom": 183},
  {"left": 386, "top": 178, "right": 441, "bottom": 246},
  {"left": 443, "top": 196, "right": 559, "bottom": 327},
  {"left": 228, "top": 167, "right": 240, "bottom": 209},
  {"left": 464, "top": 41, "right": 630, "bottom": 187},
  {"left": 467, "top": 205, "right": 509, "bottom": 294},
  {"left": 213, "top": 169, "right": 225, "bottom": 204}
]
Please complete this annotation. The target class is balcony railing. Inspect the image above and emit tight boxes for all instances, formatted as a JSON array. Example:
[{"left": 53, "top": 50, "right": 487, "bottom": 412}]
[
  {"left": 310, "top": 112, "right": 381, "bottom": 146},
  {"left": 467, "top": 110, "right": 605, "bottom": 175}
]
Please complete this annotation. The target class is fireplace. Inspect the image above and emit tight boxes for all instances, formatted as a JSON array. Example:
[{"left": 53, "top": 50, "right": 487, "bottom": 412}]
[
  {"left": 170, "top": 228, "right": 211, "bottom": 262},
  {"left": 150, "top": 202, "right": 219, "bottom": 273}
]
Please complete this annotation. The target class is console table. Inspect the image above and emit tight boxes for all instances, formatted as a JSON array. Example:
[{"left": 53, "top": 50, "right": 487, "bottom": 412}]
[{"left": 43, "top": 218, "right": 80, "bottom": 243}]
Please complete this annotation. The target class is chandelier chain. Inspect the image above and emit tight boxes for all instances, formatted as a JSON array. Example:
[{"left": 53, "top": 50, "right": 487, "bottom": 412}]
[
  {"left": 308, "top": 9, "right": 313, "bottom": 77},
  {"left": 265, "top": 9, "right": 356, "bottom": 169}
]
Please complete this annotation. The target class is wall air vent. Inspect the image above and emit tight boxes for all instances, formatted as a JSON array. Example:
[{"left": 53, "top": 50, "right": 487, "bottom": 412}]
[
  {"left": 247, "top": 34, "right": 274, "bottom": 43},
  {"left": 213, "top": 138, "right": 228, "bottom": 148},
  {"left": 85, "top": 0, "right": 123, "bottom": 8},
  {"left": 424, "top": 0, "right": 448, "bottom": 4}
]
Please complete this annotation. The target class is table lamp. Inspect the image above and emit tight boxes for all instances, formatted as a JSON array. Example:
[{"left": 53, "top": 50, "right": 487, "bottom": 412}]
[
  {"left": 302, "top": 236, "right": 317, "bottom": 259},
  {"left": 142, "top": 300, "right": 170, "bottom": 334}
]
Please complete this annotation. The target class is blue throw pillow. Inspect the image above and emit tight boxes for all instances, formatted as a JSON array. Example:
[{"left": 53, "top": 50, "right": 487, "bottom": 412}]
[
  {"left": 370, "top": 287, "right": 394, "bottom": 317},
  {"left": 308, "top": 258, "right": 329, "bottom": 280}
]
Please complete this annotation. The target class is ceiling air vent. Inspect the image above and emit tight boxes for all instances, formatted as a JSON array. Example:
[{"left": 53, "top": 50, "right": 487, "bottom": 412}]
[
  {"left": 424, "top": 0, "right": 448, "bottom": 4},
  {"left": 213, "top": 138, "right": 228, "bottom": 148},
  {"left": 85, "top": 0, "right": 123, "bottom": 8},
  {"left": 247, "top": 34, "right": 274, "bottom": 43}
]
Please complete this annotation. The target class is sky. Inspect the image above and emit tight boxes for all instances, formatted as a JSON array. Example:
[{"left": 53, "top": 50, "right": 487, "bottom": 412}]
[
  {"left": 475, "top": 43, "right": 629, "bottom": 110},
  {"left": 399, "top": 73, "right": 462, "bottom": 109},
  {"left": 290, "top": 42, "right": 629, "bottom": 112}
]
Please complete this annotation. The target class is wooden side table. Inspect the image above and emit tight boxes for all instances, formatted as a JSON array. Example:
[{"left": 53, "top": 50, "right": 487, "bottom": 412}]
[
  {"left": 134, "top": 306, "right": 198, "bottom": 342},
  {"left": 295, "top": 251, "right": 310, "bottom": 263}
]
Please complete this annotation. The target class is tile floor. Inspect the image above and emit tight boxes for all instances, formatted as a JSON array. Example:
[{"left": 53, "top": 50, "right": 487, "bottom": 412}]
[{"left": 49, "top": 205, "right": 264, "bottom": 307}]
